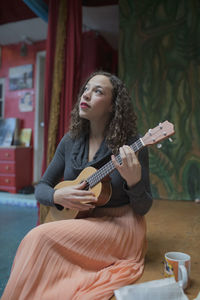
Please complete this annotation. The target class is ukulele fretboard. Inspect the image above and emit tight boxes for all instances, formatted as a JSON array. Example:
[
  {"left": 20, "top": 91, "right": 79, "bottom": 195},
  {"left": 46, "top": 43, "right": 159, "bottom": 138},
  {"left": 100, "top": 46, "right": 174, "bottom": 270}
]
[{"left": 87, "top": 138, "right": 144, "bottom": 188}]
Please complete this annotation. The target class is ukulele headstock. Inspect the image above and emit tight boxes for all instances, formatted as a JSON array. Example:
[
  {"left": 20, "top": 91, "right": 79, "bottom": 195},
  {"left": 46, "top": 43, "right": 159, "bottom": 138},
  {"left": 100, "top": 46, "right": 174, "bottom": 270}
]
[{"left": 141, "top": 121, "right": 175, "bottom": 146}]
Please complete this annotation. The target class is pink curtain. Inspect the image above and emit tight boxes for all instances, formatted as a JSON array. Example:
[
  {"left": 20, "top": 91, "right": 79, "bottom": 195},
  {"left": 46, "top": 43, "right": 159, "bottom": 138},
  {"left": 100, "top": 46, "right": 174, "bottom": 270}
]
[
  {"left": 80, "top": 31, "right": 118, "bottom": 83},
  {"left": 42, "top": 0, "right": 82, "bottom": 172},
  {"left": 42, "top": 0, "right": 59, "bottom": 173},
  {"left": 58, "top": 0, "right": 82, "bottom": 142}
]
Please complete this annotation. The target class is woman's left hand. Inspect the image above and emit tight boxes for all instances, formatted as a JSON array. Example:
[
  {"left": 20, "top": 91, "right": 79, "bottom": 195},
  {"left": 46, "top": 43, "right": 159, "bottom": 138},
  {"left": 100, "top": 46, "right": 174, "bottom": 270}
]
[{"left": 111, "top": 145, "right": 141, "bottom": 188}]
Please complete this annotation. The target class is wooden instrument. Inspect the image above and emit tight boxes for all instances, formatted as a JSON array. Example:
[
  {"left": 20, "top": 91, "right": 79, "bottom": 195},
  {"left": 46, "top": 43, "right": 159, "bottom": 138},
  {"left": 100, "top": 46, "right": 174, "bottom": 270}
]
[{"left": 46, "top": 121, "right": 175, "bottom": 222}]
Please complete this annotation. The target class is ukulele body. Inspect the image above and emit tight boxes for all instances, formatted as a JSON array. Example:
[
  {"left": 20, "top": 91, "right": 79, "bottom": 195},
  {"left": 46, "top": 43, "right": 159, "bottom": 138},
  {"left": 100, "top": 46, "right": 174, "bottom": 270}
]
[{"left": 46, "top": 166, "right": 112, "bottom": 222}]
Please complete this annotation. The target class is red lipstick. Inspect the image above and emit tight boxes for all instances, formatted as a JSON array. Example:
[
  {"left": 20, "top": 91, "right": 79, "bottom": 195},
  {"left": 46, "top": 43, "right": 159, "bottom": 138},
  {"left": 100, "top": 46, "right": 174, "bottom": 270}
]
[{"left": 80, "top": 102, "right": 90, "bottom": 109}]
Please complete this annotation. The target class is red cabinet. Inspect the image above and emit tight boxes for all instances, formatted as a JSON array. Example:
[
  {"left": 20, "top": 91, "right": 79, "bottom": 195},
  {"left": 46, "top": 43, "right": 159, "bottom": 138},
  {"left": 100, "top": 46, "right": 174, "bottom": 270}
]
[{"left": 0, "top": 146, "right": 32, "bottom": 193}]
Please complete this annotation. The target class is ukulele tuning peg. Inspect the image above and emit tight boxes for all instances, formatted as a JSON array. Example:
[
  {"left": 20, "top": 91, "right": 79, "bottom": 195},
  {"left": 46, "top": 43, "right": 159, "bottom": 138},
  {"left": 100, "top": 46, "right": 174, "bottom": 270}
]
[
  {"left": 168, "top": 138, "right": 173, "bottom": 143},
  {"left": 157, "top": 143, "right": 162, "bottom": 149}
]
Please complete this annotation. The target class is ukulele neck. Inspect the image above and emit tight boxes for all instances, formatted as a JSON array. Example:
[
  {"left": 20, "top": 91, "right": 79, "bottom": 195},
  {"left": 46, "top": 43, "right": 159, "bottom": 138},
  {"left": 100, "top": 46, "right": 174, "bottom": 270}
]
[{"left": 87, "top": 138, "right": 144, "bottom": 188}]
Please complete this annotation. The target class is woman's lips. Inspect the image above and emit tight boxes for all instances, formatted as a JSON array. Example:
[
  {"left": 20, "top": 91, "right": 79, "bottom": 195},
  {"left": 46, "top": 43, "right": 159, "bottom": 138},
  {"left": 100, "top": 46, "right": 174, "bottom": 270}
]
[{"left": 80, "top": 102, "right": 90, "bottom": 109}]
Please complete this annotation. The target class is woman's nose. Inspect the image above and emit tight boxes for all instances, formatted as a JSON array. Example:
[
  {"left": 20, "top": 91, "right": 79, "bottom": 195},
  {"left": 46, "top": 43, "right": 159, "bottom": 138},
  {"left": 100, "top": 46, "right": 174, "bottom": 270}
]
[{"left": 83, "top": 90, "right": 91, "bottom": 100}]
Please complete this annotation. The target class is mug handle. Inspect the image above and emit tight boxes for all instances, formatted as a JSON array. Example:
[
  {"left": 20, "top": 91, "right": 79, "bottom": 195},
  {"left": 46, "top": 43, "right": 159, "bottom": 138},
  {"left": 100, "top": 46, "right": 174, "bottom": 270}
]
[{"left": 179, "top": 265, "right": 188, "bottom": 289}]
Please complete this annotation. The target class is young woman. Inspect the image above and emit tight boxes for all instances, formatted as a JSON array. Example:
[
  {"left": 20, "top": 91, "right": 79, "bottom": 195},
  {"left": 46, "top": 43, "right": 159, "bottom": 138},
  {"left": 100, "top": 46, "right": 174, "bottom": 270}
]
[{"left": 2, "top": 71, "right": 153, "bottom": 300}]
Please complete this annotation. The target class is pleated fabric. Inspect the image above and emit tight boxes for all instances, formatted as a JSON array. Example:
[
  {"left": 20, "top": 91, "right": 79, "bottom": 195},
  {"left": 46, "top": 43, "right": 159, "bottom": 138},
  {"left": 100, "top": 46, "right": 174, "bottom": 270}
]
[{"left": 2, "top": 205, "right": 147, "bottom": 300}]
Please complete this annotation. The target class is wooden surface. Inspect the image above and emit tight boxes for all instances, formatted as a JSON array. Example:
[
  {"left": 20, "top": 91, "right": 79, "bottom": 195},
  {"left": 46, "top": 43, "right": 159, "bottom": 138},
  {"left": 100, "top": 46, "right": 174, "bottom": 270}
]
[{"left": 111, "top": 199, "right": 200, "bottom": 300}]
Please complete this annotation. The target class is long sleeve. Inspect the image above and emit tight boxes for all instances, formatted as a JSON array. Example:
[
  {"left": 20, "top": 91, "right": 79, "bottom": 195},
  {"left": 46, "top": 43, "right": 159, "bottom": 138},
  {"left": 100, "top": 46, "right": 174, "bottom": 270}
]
[
  {"left": 35, "top": 137, "right": 66, "bottom": 207},
  {"left": 124, "top": 146, "right": 153, "bottom": 215}
]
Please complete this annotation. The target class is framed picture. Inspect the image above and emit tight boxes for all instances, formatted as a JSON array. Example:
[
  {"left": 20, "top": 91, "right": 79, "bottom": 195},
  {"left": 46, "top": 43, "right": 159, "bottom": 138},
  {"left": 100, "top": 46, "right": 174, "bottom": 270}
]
[
  {"left": 9, "top": 64, "right": 33, "bottom": 91},
  {"left": 19, "top": 92, "right": 33, "bottom": 112}
]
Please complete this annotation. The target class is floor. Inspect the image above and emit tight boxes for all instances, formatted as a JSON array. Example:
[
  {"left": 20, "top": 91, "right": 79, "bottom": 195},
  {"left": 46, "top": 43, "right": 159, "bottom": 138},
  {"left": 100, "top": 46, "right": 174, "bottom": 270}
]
[
  {"left": 0, "top": 192, "right": 38, "bottom": 297},
  {"left": 0, "top": 194, "right": 199, "bottom": 299},
  {"left": 112, "top": 199, "right": 200, "bottom": 300}
]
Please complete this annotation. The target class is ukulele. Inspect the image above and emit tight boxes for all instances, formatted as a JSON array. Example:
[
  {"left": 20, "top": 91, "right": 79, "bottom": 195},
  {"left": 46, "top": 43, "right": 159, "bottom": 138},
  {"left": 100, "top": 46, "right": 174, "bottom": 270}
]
[{"left": 46, "top": 120, "right": 175, "bottom": 222}]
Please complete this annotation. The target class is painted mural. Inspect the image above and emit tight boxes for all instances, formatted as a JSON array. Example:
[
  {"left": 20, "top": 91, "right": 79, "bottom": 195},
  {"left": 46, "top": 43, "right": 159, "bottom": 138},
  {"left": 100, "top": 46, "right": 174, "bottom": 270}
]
[{"left": 119, "top": 0, "right": 200, "bottom": 200}]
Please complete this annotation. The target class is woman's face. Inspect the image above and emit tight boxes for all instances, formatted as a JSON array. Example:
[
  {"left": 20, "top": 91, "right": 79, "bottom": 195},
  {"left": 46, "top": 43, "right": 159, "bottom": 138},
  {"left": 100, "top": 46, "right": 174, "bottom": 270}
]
[{"left": 79, "top": 75, "right": 113, "bottom": 125}]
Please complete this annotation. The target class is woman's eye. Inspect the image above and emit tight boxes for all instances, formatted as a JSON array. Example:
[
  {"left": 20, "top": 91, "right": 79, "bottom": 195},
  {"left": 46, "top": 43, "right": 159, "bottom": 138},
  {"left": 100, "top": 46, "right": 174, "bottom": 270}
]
[
  {"left": 84, "top": 86, "right": 88, "bottom": 92},
  {"left": 96, "top": 89, "right": 102, "bottom": 94}
]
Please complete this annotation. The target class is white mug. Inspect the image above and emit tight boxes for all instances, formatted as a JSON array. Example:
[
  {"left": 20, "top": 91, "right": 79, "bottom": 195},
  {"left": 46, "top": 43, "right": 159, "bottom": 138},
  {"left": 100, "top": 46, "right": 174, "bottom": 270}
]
[{"left": 164, "top": 252, "right": 191, "bottom": 289}]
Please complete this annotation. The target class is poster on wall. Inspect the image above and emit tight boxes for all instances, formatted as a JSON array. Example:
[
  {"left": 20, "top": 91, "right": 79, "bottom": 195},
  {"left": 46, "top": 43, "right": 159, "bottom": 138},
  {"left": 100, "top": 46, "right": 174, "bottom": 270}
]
[
  {"left": 9, "top": 64, "right": 33, "bottom": 90},
  {"left": 19, "top": 92, "right": 33, "bottom": 112}
]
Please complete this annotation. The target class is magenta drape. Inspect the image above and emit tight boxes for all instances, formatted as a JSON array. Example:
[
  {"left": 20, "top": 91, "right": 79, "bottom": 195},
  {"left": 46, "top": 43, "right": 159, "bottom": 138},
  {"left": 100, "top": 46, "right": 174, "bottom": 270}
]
[
  {"left": 42, "top": 0, "right": 82, "bottom": 172},
  {"left": 38, "top": 0, "right": 59, "bottom": 224},
  {"left": 42, "top": 0, "right": 59, "bottom": 174},
  {"left": 80, "top": 31, "right": 118, "bottom": 83},
  {"left": 58, "top": 0, "right": 82, "bottom": 142}
]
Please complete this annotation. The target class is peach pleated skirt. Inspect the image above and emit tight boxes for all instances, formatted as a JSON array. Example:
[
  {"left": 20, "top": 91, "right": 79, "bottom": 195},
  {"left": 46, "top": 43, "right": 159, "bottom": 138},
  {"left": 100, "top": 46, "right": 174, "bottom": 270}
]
[{"left": 2, "top": 205, "right": 147, "bottom": 300}]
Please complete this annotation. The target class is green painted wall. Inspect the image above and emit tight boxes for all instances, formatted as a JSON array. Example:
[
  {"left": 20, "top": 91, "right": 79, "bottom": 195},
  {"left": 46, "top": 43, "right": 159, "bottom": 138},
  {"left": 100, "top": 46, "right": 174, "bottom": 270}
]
[{"left": 119, "top": 0, "right": 200, "bottom": 200}]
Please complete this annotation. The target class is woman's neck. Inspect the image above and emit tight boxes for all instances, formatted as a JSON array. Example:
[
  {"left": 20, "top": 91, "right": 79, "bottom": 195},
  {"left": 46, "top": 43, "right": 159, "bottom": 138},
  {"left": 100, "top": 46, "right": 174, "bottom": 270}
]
[
  {"left": 89, "top": 122, "right": 105, "bottom": 142},
  {"left": 88, "top": 123, "right": 105, "bottom": 162}
]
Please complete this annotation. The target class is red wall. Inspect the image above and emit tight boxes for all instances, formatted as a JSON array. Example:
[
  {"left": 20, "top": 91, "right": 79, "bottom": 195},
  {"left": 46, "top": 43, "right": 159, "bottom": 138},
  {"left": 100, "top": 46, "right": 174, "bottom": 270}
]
[{"left": 0, "top": 40, "right": 46, "bottom": 146}]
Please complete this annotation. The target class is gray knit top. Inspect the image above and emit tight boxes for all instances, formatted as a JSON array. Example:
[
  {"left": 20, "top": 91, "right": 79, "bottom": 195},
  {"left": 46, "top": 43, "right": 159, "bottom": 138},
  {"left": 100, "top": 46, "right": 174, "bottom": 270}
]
[{"left": 35, "top": 132, "right": 153, "bottom": 215}]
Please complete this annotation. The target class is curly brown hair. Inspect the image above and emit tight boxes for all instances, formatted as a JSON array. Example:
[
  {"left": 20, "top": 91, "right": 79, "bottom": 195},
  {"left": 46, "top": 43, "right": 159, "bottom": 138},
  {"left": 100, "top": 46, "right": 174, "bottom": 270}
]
[{"left": 69, "top": 71, "right": 138, "bottom": 154}]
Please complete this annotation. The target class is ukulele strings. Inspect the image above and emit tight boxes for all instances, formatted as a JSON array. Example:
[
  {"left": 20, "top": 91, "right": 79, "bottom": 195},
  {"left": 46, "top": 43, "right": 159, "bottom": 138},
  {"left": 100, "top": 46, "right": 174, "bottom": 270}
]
[
  {"left": 87, "top": 138, "right": 144, "bottom": 188},
  {"left": 86, "top": 123, "right": 170, "bottom": 188}
]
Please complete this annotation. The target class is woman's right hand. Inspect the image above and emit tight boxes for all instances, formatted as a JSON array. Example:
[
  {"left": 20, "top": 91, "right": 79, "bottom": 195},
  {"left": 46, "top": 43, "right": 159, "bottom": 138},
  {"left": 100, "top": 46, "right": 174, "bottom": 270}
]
[{"left": 53, "top": 181, "right": 98, "bottom": 211}]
